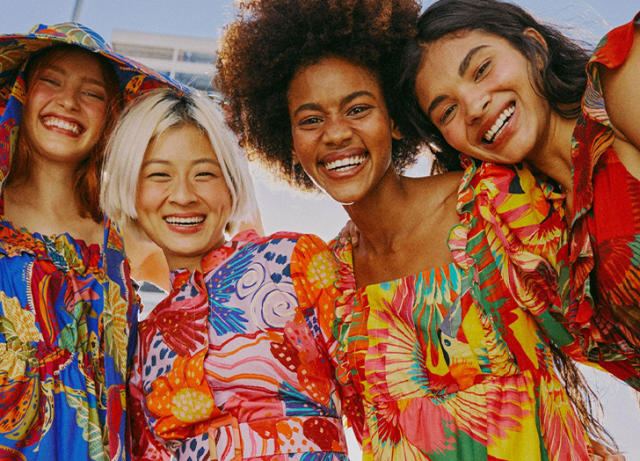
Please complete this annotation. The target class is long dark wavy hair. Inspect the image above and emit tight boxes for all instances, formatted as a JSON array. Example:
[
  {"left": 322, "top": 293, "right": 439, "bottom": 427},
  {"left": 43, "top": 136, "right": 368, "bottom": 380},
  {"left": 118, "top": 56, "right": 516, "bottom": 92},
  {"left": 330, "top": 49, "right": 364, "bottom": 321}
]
[
  {"left": 394, "top": 0, "right": 591, "bottom": 173},
  {"left": 395, "top": 0, "right": 614, "bottom": 445}
]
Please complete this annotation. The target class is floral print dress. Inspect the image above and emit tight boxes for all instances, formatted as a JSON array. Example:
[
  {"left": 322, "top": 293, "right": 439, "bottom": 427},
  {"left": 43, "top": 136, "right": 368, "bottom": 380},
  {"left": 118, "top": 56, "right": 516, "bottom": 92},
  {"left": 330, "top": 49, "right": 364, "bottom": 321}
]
[
  {"left": 569, "top": 13, "right": 640, "bottom": 389},
  {"left": 328, "top": 163, "right": 592, "bottom": 461},
  {"left": 0, "top": 22, "right": 180, "bottom": 461},
  {"left": 0, "top": 218, "right": 137, "bottom": 461},
  {"left": 129, "top": 231, "right": 352, "bottom": 461}
]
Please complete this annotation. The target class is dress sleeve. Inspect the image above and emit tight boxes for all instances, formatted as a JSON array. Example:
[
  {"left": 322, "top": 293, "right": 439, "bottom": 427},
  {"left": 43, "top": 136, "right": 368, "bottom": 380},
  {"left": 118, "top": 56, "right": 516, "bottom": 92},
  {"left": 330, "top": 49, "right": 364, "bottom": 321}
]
[
  {"left": 290, "top": 234, "right": 366, "bottom": 442},
  {"left": 452, "top": 160, "right": 640, "bottom": 386},
  {"left": 128, "top": 324, "right": 175, "bottom": 461}
]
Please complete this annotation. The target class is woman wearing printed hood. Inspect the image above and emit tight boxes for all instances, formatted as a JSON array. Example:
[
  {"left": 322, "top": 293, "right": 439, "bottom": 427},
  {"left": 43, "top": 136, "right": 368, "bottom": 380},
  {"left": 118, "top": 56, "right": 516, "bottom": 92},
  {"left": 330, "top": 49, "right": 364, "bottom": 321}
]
[{"left": 0, "top": 22, "right": 184, "bottom": 460}]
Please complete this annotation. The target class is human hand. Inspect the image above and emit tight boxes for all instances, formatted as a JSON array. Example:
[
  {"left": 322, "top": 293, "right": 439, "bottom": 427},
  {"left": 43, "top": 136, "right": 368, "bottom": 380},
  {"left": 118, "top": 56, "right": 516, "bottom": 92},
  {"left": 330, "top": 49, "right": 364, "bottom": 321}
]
[
  {"left": 338, "top": 220, "right": 360, "bottom": 247},
  {"left": 590, "top": 440, "right": 625, "bottom": 461}
]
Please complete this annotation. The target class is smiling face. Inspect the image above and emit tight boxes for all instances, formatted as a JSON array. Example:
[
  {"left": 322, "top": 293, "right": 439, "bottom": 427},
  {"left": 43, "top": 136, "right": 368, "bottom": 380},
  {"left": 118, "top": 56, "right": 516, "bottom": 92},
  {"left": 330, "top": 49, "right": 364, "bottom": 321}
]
[
  {"left": 22, "top": 48, "right": 110, "bottom": 167},
  {"left": 287, "top": 56, "right": 402, "bottom": 204},
  {"left": 135, "top": 124, "right": 232, "bottom": 272},
  {"left": 415, "top": 29, "right": 554, "bottom": 165}
]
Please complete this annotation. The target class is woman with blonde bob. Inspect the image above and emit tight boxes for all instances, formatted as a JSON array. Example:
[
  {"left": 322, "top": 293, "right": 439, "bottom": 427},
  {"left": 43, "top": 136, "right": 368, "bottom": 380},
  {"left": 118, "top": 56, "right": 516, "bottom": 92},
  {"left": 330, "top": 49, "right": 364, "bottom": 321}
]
[{"left": 101, "top": 87, "right": 352, "bottom": 460}]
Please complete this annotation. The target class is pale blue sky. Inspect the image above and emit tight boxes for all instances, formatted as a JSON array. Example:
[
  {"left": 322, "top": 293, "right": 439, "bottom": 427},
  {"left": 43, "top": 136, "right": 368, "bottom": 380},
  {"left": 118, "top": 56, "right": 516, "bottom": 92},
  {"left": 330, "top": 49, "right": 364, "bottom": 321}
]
[{"left": 2, "top": 1, "right": 639, "bottom": 459}]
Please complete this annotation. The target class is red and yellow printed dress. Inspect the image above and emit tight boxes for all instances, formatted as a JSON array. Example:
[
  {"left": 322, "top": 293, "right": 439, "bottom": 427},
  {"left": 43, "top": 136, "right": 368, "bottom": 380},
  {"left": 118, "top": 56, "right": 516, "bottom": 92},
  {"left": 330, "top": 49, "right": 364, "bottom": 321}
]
[
  {"left": 569, "top": 13, "right": 640, "bottom": 389},
  {"left": 129, "top": 230, "right": 354, "bottom": 461},
  {"left": 329, "top": 163, "right": 592, "bottom": 461}
]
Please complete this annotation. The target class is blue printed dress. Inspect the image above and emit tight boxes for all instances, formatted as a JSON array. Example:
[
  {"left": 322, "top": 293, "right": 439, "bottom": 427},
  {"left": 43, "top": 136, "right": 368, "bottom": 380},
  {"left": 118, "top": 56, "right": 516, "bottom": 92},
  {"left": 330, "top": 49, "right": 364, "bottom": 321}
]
[{"left": 0, "top": 22, "right": 184, "bottom": 460}]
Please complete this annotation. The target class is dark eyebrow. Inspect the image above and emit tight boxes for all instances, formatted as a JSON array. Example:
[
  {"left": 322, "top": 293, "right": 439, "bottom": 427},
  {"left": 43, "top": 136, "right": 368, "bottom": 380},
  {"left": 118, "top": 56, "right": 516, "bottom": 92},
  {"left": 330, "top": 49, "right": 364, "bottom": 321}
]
[
  {"left": 292, "top": 90, "right": 376, "bottom": 117},
  {"left": 426, "top": 95, "right": 447, "bottom": 120},
  {"left": 425, "top": 45, "right": 489, "bottom": 120},
  {"left": 342, "top": 90, "right": 375, "bottom": 106},
  {"left": 459, "top": 45, "right": 488, "bottom": 76}
]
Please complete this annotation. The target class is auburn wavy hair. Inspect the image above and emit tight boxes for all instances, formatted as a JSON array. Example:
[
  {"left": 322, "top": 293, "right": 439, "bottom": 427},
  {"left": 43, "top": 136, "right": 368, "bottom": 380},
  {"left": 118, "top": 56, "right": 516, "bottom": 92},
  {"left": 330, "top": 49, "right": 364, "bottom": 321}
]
[{"left": 9, "top": 45, "right": 122, "bottom": 222}]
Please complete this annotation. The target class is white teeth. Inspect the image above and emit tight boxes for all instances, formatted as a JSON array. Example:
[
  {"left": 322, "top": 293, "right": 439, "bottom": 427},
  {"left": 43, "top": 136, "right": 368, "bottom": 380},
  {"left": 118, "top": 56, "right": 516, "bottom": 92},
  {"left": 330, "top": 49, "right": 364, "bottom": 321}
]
[
  {"left": 164, "top": 216, "right": 205, "bottom": 226},
  {"left": 324, "top": 155, "right": 366, "bottom": 171},
  {"left": 483, "top": 104, "right": 515, "bottom": 143},
  {"left": 43, "top": 117, "right": 81, "bottom": 134}
]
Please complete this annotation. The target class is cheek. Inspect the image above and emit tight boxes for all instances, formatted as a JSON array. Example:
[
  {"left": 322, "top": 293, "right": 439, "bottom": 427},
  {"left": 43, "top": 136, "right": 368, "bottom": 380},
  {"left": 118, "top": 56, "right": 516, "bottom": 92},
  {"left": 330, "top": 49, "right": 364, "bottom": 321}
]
[
  {"left": 88, "top": 104, "right": 109, "bottom": 130},
  {"left": 291, "top": 130, "right": 316, "bottom": 163},
  {"left": 440, "top": 125, "right": 466, "bottom": 151},
  {"left": 205, "top": 184, "right": 233, "bottom": 212},
  {"left": 136, "top": 183, "right": 164, "bottom": 216}
]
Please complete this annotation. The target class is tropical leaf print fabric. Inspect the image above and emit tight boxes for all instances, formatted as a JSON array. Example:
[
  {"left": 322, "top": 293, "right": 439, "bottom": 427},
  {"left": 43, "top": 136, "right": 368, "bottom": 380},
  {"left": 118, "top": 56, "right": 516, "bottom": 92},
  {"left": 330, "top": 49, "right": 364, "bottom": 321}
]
[
  {"left": 0, "top": 220, "right": 138, "bottom": 461},
  {"left": 569, "top": 13, "right": 640, "bottom": 389},
  {"left": 328, "top": 163, "right": 593, "bottom": 461},
  {"left": 0, "top": 22, "right": 181, "bottom": 461},
  {"left": 129, "top": 231, "right": 351, "bottom": 461}
]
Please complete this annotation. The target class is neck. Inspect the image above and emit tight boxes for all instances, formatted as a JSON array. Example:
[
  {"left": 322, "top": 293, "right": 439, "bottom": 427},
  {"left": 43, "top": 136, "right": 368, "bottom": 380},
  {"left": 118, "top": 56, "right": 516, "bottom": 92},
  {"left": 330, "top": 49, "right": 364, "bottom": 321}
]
[
  {"left": 343, "top": 168, "right": 411, "bottom": 251},
  {"left": 6, "top": 155, "right": 83, "bottom": 217},
  {"left": 526, "top": 113, "right": 576, "bottom": 193}
]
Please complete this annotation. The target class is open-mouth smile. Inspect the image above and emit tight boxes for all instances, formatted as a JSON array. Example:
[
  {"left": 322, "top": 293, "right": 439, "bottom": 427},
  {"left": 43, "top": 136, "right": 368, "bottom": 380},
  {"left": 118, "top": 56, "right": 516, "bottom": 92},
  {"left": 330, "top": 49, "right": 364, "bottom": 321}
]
[
  {"left": 482, "top": 103, "right": 515, "bottom": 144},
  {"left": 42, "top": 116, "right": 84, "bottom": 136}
]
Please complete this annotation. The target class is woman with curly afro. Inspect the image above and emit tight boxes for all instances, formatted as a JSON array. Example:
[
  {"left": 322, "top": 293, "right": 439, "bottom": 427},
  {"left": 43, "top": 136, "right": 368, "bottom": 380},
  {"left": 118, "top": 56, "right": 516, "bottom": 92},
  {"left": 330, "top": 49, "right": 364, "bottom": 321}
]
[{"left": 216, "top": 0, "right": 622, "bottom": 459}]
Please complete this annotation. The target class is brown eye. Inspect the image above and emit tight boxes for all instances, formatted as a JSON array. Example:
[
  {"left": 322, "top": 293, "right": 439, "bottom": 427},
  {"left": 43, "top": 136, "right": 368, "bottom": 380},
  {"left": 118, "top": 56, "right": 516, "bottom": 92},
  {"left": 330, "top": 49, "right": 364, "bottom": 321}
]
[{"left": 474, "top": 61, "right": 490, "bottom": 81}]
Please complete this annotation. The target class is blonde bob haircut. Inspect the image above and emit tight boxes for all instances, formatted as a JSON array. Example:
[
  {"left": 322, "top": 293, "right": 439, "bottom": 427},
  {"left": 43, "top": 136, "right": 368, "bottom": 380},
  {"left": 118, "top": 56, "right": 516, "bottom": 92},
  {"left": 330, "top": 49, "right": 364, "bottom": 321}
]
[{"left": 101, "top": 87, "right": 256, "bottom": 236}]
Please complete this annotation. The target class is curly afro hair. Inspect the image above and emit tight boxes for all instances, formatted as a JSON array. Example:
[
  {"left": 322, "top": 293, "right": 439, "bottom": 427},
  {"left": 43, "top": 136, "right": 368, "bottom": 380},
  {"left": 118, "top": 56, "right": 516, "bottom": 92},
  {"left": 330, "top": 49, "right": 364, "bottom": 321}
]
[{"left": 215, "top": 0, "right": 422, "bottom": 190}]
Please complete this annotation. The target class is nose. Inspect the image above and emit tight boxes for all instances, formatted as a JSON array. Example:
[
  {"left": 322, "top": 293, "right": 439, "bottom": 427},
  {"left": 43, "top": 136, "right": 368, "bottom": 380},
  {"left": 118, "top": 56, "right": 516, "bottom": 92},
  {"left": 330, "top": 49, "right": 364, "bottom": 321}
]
[
  {"left": 322, "top": 116, "right": 352, "bottom": 146},
  {"left": 169, "top": 177, "right": 198, "bottom": 205},
  {"left": 462, "top": 89, "right": 490, "bottom": 125},
  {"left": 55, "top": 84, "right": 80, "bottom": 112}
]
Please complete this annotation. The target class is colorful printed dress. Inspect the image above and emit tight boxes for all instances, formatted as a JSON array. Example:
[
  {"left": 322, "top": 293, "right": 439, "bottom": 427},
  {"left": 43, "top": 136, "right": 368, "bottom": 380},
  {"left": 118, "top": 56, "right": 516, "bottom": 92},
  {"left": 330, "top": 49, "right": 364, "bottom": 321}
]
[
  {"left": 329, "top": 163, "right": 592, "bottom": 461},
  {"left": 0, "top": 215, "right": 137, "bottom": 461},
  {"left": 569, "top": 13, "right": 640, "bottom": 388},
  {"left": 0, "top": 22, "right": 185, "bottom": 461},
  {"left": 129, "top": 230, "right": 352, "bottom": 461}
]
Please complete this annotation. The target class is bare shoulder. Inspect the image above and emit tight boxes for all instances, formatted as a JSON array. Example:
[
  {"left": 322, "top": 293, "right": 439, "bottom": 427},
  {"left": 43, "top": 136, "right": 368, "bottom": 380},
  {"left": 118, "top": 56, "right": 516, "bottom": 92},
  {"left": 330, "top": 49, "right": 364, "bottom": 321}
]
[{"left": 409, "top": 170, "right": 463, "bottom": 200}]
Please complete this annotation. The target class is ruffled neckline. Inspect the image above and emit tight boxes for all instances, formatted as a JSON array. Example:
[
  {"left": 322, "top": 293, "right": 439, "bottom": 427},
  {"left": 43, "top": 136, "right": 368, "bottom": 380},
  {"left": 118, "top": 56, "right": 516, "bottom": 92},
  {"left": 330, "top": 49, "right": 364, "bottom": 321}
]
[{"left": 0, "top": 215, "right": 103, "bottom": 275}]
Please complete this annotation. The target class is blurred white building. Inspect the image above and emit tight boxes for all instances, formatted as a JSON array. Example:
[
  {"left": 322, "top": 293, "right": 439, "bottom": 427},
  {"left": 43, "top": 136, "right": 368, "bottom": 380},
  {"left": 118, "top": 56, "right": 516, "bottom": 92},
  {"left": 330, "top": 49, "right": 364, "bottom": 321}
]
[{"left": 111, "top": 29, "right": 217, "bottom": 92}]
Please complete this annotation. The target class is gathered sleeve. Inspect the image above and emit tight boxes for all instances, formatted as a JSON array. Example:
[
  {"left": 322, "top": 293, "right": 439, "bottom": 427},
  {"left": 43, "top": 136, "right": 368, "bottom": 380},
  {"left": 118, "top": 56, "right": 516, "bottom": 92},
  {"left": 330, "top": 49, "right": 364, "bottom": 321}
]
[
  {"left": 290, "top": 234, "right": 366, "bottom": 443},
  {"left": 128, "top": 331, "right": 175, "bottom": 461}
]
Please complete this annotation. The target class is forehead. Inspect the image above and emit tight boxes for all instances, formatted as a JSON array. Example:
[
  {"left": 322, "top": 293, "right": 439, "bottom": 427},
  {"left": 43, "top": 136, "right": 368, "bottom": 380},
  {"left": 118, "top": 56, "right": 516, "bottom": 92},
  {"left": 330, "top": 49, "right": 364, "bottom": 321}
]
[
  {"left": 145, "top": 124, "right": 218, "bottom": 162},
  {"left": 423, "top": 29, "right": 512, "bottom": 65},
  {"left": 31, "top": 47, "right": 107, "bottom": 81},
  {"left": 287, "top": 57, "right": 383, "bottom": 104}
]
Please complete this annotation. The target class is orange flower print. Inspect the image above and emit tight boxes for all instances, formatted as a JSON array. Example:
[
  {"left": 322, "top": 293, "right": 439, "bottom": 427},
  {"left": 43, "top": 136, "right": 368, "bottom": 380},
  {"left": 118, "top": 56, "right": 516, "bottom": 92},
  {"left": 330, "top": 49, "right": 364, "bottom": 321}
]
[{"left": 146, "top": 349, "right": 224, "bottom": 439}]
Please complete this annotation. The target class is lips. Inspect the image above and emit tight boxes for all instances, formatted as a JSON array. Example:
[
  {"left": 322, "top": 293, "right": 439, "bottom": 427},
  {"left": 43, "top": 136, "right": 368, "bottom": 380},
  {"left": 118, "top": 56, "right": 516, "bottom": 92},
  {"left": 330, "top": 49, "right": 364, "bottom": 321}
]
[
  {"left": 319, "top": 148, "right": 369, "bottom": 178},
  {"left": 41, "top": 115, "right": 84, "bottom": 136},
  {"left": 481, "top": 103, "right": 515, "bottom": 143},
  {"left": 323, "top": 154, "right": 367, "bottom": 172},
  {"left": 164, "top": 215, "right": 206, "bottom": 226}
]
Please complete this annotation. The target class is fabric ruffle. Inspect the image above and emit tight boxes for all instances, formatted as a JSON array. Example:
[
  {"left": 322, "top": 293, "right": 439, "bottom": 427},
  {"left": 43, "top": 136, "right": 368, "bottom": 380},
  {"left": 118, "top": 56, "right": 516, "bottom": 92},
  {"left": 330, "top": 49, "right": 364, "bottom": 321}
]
[
  {"left": 450, "top": 159, "right": 579, "bottom": 348},
  {"left": 568, "top": 14, "right": 640, "bottom": 388}
]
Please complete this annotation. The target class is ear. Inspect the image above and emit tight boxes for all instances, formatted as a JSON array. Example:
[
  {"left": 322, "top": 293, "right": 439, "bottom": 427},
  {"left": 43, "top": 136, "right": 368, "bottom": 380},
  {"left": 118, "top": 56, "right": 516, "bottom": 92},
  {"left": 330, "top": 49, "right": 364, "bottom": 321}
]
[
  {"left": 524, "top": 27, "right": 548, "bottom": 52},
  {"left": 291, "top": 149, "right": 300, "bottom": 165},
  {"left": 391, "top": 119, "right": 403, "bottom": 141}
]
